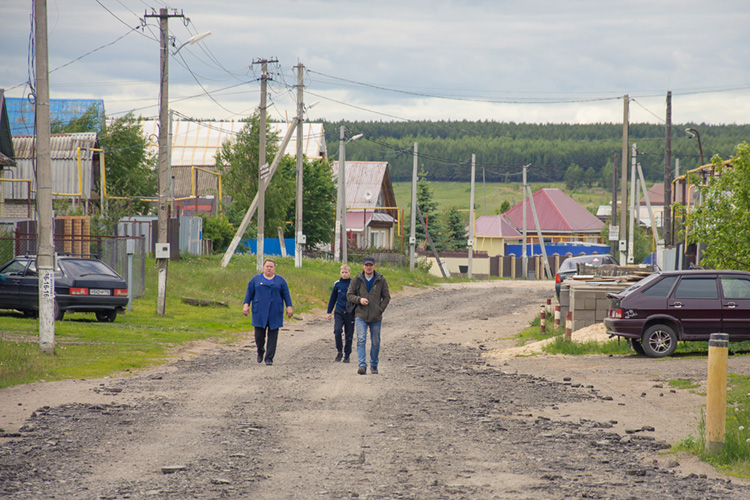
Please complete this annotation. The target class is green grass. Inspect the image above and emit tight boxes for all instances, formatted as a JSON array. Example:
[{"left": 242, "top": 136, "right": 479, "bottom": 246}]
[
  {"left": 668, "top": 378, "right": 701, "bottom": 390},
  {"left": 392, "top": 181, "right": 612, "bottom": 218},
  {"left": 675, "top": 374, "right": 750, "bottom": 478},
  {"left": 0, "top": 254, "right": 440, "bottom": 389},
  {"left": 513, "top": 312, "right": 557, "bottom": 344},
  {"left": 541, "top": 335, "right": 630, "bottom": 355}
]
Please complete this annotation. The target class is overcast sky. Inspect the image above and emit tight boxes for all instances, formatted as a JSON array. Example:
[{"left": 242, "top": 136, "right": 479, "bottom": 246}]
[{"left": 2, "top": 0, "right": 750, "bottom": 126}]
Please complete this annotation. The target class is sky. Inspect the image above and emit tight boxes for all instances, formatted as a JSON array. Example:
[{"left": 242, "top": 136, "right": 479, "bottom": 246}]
[{"left": 2, "top": 0, "right": 750, "bottom": 126}]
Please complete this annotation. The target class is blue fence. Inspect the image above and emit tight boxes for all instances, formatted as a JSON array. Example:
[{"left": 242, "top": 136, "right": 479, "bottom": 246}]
[
  {"left": 241, "top": 238, "right": 296, "bottom": 257},
  {"left": 505, "top": 242, "right": 611, "bottom": 258}
]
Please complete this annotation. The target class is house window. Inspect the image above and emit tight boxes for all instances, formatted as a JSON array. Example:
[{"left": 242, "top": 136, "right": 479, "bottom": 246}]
[{"left": 370, "top": 230, "right": 386, "bottom": 248}]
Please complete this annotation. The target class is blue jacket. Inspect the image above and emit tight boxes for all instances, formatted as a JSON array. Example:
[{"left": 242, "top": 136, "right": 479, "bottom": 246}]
[
  {"left": 244, "top": 273, "right": 293, "bottom": 330},
  {"left": 326, "top": 278, "right": 351, "bottom": 314}
]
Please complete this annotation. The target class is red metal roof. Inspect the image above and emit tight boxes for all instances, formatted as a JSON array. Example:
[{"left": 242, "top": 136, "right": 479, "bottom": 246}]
[
  {"left": 503, "top": 188, "right": 604, "bottom": 232},
  {"left": 471, "top": 215, "right": 522, "bottom": 238}
]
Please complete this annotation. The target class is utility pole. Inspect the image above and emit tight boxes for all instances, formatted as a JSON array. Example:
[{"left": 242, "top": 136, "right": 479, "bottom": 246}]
[
  {"left": 409, "top": 142, "right": 418, "bottom": 271},
  {"left": 294, "top": 62, "right": 304, "bottom": 268},
  {"left": 628, "top": 143, "right": 637, "bottom": 264},
  {"left": 336, "top": 126, "right": 345, "bottom": 262},
  {"left": 254, "top": 58, "right": 275, "bottom": 271},
  {"left": 145, "top": 7, "right": 184, "bottom": 316},
  {"left": 522, "top": 164, "right": 528, "bottom": 279},
  {"left": 664, "top": 91, "right": 672, "bottom": 247},
  {"left": 35, "top": 0, "right": 54, "bottom": 354},
  {"left": 468, "top": 154, "right": 475, "bottom": 279},
  {"left": 611, "top": 152, "right": 618, "bottom": 256},
  {"left": 619, "top": 95, "right": 629, "bottom": 264}
]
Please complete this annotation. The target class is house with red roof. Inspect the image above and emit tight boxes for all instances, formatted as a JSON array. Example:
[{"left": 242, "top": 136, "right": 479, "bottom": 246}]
[
  {"left": 503, "top": 188, "right": 605, "bottom": 245},
  {"left": 470, "top": 214, "right": 522, "bottom": 256}
]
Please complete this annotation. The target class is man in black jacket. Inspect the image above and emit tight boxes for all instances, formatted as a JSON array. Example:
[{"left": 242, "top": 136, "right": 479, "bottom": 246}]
[{"left": 347, "top": 256, "right": 391, "bottom": 375}]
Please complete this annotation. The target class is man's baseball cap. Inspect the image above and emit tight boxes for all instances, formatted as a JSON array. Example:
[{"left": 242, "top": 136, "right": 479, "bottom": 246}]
[{"left": 363, "top": 256, "right": 375, "bottom": 264}]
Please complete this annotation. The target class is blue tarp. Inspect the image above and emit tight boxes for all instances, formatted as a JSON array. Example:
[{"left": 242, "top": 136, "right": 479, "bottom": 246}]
[
  {"left": 505, "top": 242, "right": 611, "bottom": 258},
  {"left": 241, "top": 238, "right": 296, "bottom": 257}
]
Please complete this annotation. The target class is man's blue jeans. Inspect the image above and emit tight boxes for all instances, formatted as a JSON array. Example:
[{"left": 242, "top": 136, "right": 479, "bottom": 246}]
[{"left": 355, "top": 318, "right": 381, "bottom": 368}]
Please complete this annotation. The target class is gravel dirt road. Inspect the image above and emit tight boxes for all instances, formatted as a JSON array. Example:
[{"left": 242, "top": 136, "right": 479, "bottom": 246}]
[{"left": 2, "top": 279, "right": 750, "bottom": 499}]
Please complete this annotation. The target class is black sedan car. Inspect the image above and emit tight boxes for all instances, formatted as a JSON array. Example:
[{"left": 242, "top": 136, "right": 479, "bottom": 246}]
[
  {"left": 0, "top": 256, "right": 128, "bottom": 322},
  {"left": 604, "top": 270, "right": 750, "bottom": 357}
]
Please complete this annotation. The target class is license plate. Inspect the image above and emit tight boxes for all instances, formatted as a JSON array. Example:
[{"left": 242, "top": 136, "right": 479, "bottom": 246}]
[{"left": 89, "top": 289, "right": 111, "bottom": 296}]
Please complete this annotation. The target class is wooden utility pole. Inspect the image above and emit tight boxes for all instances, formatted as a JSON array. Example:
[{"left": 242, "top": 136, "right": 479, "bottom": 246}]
[
  {"left": 664, "top": 91, "right": 672, "bottom": 246},
  {"left": 145, "top": 7, "right": 184, "bottom": 316},
  {"left": 294, "top": 62, "right": 304, "bottom": 268},
  {"left": 619, "top": 95, "right": 629, "bottom": 263},
  {"left": 35, "top": 0, "right": 55, "bottom": 353}
]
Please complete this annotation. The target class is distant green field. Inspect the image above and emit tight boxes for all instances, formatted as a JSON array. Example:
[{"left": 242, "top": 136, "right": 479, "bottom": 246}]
[{"left": 392, "top": 181, "right": 613, "bottom": 218}]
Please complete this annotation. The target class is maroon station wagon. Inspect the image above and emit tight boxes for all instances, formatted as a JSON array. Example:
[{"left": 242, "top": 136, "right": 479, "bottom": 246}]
[{"left": 604, "top": 270, "right": 750, "bottom": 357}]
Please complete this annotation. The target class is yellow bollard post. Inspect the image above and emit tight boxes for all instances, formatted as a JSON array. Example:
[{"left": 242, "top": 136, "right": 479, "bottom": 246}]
[{"left": 706, "top": 332, "right": 729, "bottom": 455}]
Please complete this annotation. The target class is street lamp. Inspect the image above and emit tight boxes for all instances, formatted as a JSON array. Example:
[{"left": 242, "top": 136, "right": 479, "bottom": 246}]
[
  {"left": 685, "top": 128, "right": 705, "bottom": 166},
  {"left": 336, "top": 126, "right": 363, "bottom": 262},
  {"left": 173, "top": 31, "right": 212, "bottom": 55}
]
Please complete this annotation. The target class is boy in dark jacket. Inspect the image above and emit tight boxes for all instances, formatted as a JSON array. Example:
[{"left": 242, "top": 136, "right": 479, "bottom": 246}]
[{"left": 327, "top": 264, "right": 354, "bottom": 362}]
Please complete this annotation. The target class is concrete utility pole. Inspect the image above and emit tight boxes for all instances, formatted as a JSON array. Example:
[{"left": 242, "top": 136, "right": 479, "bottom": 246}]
[
  {"left": 145, "top": 7, "right": 184, "bottom": 316},
  {"left": 336, "top": 126, "right": 345, "bottom": 262},
  {"left": 664, "top": 91, "right": 672, "bottom": 247},
  {"left": 35, "top": 0, "right": 55, "bottom": 354},
  {"left": 255, "top": 59, "right": 273, "bottom": 271},
  {"left": 619, "top": 95, "right": 629, "bottom": 263},
  {"left": 611, "top": 152, "right": 618, "bottom": 256},
  {"left": 522, "top": 164, "right": 528, "bottom": 279},
  {"left": 628, "top": 143, "right": 637, "bottom": 264},
  {"left": 409, "top": 142, "right": 418, "bottom": 271},
  {"left": 468, "top": 154, "right": 475, "bottom": 279},
  {"left": 294, "top": 62, "right": 304, "bottom": 268}
]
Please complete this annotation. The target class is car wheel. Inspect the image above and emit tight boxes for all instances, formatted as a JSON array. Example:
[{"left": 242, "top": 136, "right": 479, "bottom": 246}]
[
  {"left": 54, "top": 300, "right": 65, "bottom": 321},
  {"left": 95, "top": 310, "right": 117, "bottom": 323},
  {"left": 641, "top": 324, "right": 677, "bottom": 358},
  {"left": 629, "top": 339, "right": 646, "bottom": 356}
]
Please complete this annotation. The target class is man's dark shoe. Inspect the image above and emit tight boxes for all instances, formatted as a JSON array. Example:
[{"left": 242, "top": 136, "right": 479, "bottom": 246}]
[
  {"left": 265, "top": 359, "right": 273, "bottom": 366},
  {"left": 257, "top": 354, "right": 263, "bottom": 363},
  {"left": 335, "top": 353, "right": 343, "bottom": 362},
  {"left": 370, "top": 365, "right": 378, "bottom": 374},
  {"left": 357, "top": 366, "right": 366, "bottom": 375},
  {"left": 343, "top": 356, "right": 350, "bottom": 363}
]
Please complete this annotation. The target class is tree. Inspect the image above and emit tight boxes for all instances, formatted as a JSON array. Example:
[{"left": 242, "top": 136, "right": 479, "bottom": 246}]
[
  {"left": 442, "top": 206, "right": 467, "bottom": 251},
  {"left": 405, "top": 168, "right": 442, "bottom": 249},
  {"left": 100, "top": 113, "right": 156, "bottom": 199},
  {"left": 685, "top": 142, "right": 750, "bottom": 270},
  {"left": 564, "top": 163, "right": 584, "bottom": 190},
  {"left": 215, "top": 112, "right": 294, "bottom": 238},
  {"left": 497, "top": 200, "right": 512, "bottom": 215},
  {"left": 280, "top": 156, "right": 336, "bottom": 247}
]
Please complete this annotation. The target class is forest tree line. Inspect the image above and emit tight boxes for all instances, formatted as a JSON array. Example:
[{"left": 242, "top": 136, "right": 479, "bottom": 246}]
[{"left": 322, "top": 120, "right": 750, "bottom": 186}]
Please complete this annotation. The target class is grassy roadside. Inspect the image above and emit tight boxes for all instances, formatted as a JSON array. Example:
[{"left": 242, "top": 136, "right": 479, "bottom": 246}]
[{"left": 0, "top": 254, "right": 441, "bottom": 389}]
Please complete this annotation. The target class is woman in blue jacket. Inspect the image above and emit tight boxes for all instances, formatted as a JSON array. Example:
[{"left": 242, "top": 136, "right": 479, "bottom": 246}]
[{"left": 242, "top": 258, "right": 293, "bottom": 366}]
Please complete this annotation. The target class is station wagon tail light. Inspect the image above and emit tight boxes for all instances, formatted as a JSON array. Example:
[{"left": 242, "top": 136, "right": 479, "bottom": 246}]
[
  {"left": 70, "top": 287, "right": 88, "bottom": 295},
  {"left": 114, "top": 289, "right": 128, "bottom": 297},
  {"left": 609, "top": 309, "right": 623, "bottom": 319},
  {"left": 555, "top": 273, "right": 561, "bottom": 284}
]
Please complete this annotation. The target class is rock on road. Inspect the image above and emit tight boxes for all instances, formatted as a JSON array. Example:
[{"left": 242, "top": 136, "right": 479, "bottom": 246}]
[{"left": 1, "top": 280, "right": 749, "bottom": 499}]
